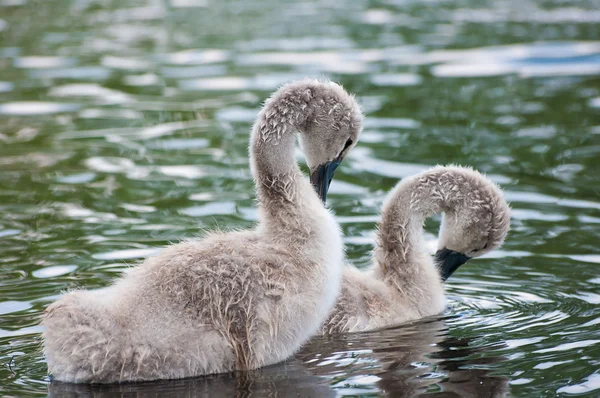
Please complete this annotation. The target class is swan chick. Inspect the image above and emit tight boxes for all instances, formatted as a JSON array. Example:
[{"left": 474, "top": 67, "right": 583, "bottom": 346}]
[
  {"left": 42, "top": 79, "right": 363, "bottom": 383},
  {"left": 321, "top": 165, "right": 510, "bottom": 334}
]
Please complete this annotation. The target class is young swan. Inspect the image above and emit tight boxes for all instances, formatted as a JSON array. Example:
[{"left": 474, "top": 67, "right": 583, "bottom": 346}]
[
  {"left": 321, "top": 165, "right": 510, "bottom": 334},
  {"left": 42, "top": 79, "right": 363, "bottom": 383}
]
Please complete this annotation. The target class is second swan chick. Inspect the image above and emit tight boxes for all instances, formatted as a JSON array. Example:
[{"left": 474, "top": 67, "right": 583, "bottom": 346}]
[
  {"left": 42, "top": 79, "right": 363, "bottom": 383},
  {"left": 321, "top": 165, "right": 510, "bottom": 334}
]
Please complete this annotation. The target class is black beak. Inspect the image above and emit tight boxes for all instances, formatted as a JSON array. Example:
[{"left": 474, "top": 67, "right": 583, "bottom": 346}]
[
  {"left": 310, "top": 159, "right": 341, "bottom": 203},
  {"left": 434, "top": 248, "right": 471, "bottom": 281}
]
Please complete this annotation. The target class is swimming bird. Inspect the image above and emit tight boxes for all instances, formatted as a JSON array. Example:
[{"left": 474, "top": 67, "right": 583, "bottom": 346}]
[
  {"left": 42, "top": 79, "right": 363, "bottom": 383},
  {"left": 320, "top": 165, "right": 510, "bottom": 334}
]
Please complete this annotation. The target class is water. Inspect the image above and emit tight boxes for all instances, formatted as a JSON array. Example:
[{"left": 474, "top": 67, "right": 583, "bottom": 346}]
[{"left": 1, "top": 0, "right": 599, "bottom": 396}]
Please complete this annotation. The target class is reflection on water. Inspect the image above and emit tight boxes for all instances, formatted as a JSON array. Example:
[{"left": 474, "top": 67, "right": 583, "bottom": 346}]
[
  {"left": 1, "top": 0, "right": 599, "bottom": 396},
  {"left": 48, "top": 318, "right": 509, "bottom": 397},
  {"left": 48, "top": 360, "right": 336, "bottom": 397}
]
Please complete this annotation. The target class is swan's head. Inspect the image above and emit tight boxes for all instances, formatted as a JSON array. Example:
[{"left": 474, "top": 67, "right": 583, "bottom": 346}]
[
  {"left": 297, "top": 80, "right": 363, "bottom": 202},
  {"left": 251, "top": 79, "right": 362, "bottom": 202},
  {"left": 434, "top": 167, "right": 511, "bottom": 281}
]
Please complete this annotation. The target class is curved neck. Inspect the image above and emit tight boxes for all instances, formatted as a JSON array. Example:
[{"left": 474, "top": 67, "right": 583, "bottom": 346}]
[
  {"left": 250, "top": 97, "right": 308, "bottom": 205},
  {"left": 372, "top": 171, "right": 449, "bottom": 287},
  {"left": 249, "top": 90, "right": 326, "bottom": 240}
]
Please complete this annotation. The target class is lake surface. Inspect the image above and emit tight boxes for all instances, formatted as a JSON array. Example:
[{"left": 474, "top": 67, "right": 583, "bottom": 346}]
[{"left": 1, "top": 0, "right": 599, "bottom": 396}]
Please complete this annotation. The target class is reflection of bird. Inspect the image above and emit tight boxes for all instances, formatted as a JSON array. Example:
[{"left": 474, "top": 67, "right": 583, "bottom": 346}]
[
  {"left": 48, "top": 359, "right": 337, "bottom": 398},
  {"left": 429, "top": 336, "right": 510, "bottom": 398},
  {"left": 301, "top": 318, "right": 509, "bottom": 398},
  {"left": 321, "top": 166, "right": 510, "bottom": 334},
  {"left": 42, "top": 79, "right": 363, "bottom": 383}
]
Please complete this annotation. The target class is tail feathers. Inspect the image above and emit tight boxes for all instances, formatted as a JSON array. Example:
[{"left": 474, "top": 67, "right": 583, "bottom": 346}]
[{"left": 42, "top": 293, "right": 121, "bottom": 383}]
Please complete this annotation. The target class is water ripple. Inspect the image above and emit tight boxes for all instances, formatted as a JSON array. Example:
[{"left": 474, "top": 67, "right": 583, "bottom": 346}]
[
  {"left": 0, "top": 101, "right": 80, "bottom": 115},
  {"left": 48, "top": 84, "right": 133, "bottom": 104}
]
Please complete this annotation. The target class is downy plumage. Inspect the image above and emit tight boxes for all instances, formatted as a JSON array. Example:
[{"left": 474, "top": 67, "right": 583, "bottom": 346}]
[
  {"left": 42, "top": 79, "right": 363, "bottom": 383},
  {"left": 321, "top": 165, "right": 510, "bottom": 334}
]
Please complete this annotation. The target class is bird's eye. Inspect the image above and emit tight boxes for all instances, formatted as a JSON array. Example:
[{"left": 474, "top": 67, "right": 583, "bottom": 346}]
[
  {"left": 343, "top": 139, "right": 353, "bottom": 151},
  {"left": 337, "top": 139, "right": 354, "bottom": 159},
  {"left": 472, "top": 243, "right": 488, "bottom": 254}
]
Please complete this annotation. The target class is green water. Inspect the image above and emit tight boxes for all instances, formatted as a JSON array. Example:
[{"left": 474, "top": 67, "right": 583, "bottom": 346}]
[{"left": 1, "top": 0, "right": 600, "bottom": 396}]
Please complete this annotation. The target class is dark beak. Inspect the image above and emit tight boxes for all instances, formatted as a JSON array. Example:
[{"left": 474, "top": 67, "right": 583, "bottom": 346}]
[
  {"left": 310, "top": 159, "right": 341, "bottom": 203},
  {"left": 434, "top": 248, "right": 471, "bottom": 281}
]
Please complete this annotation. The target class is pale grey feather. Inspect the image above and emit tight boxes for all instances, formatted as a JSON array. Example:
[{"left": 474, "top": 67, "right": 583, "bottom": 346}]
[
  {"left": 42, "top": 78, "right": 363, "bottom": 383},
  {"left": 320, "top": 165, "right": 511, "bottom": 334}
]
